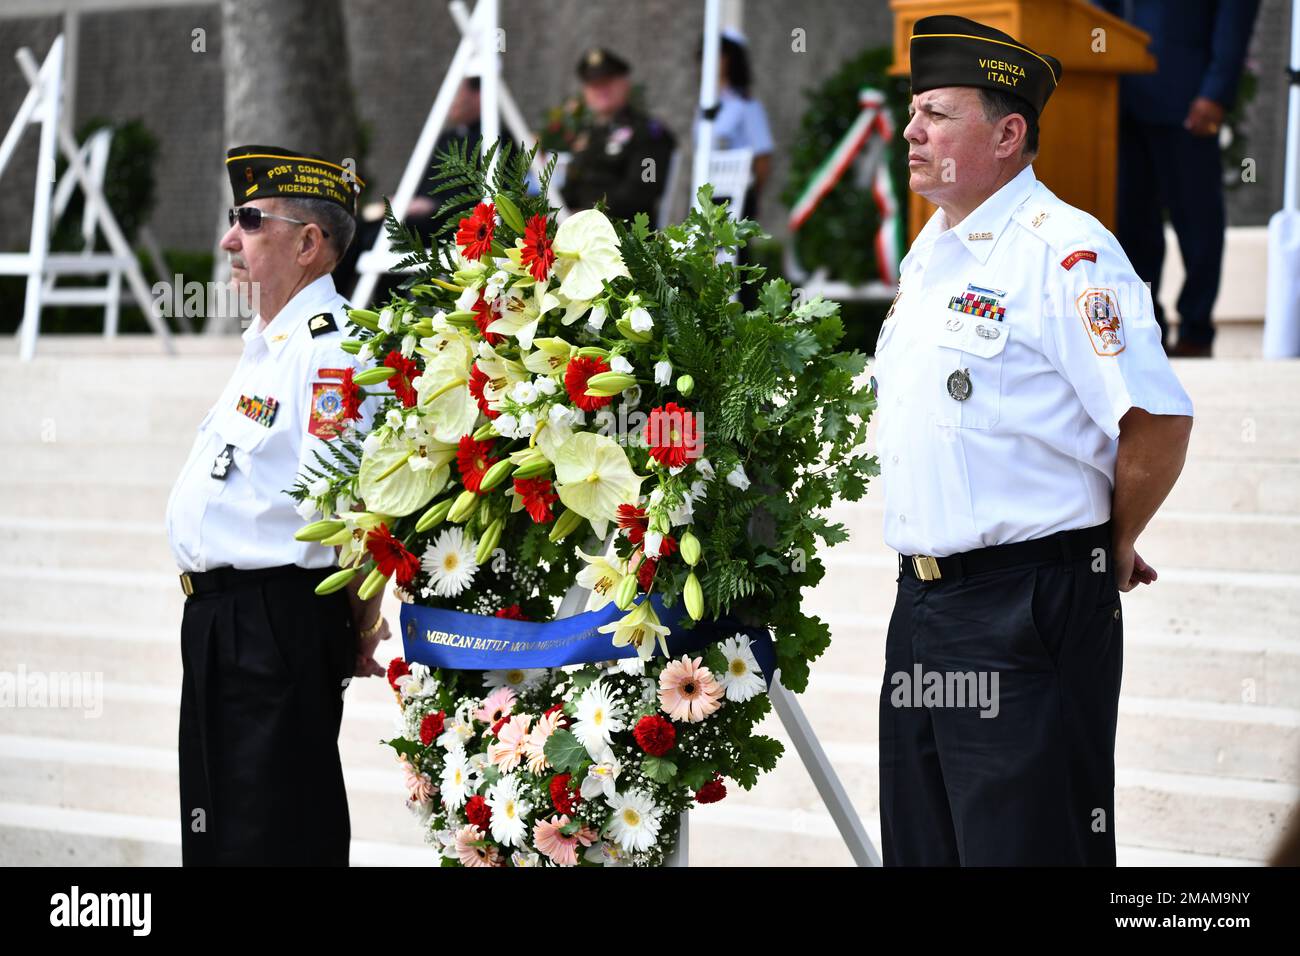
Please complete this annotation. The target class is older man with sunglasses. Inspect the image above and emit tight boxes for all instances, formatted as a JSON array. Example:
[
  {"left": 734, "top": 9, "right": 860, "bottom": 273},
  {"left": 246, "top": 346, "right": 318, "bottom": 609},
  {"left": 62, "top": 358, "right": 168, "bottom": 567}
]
[{"left": 165, "top": 145, "right": 385, "bottom": 865}]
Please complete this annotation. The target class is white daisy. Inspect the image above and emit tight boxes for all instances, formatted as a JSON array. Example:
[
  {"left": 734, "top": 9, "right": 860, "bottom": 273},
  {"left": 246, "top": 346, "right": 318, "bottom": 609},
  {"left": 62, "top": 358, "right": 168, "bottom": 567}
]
[
  {"left": 605, "top": 788, "right": 662, "bottom": 852},
  {"left": 572, "top": 679, "right": 625, "bottom": 756},
  {"left": 440, "top": 747, "right": 473, "bottom": 810},
  {"left": 486, "top": 773, "right": 532, "bottom": 848},
  {"left": 421, "top": 526, "right": 479, "bottom": 597},
  {"left": 718, "top": 634, "right": 766, "bottom": 702},
  {"left": 483, "top": 667, "right": 548, "bottom": 694}
]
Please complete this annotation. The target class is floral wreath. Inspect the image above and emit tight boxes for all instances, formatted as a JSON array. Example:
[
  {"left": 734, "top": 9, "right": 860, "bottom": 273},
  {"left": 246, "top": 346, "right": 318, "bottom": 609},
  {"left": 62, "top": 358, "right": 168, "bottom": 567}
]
[{"left": 290, "top": 141, "right": 875, "bottom": 866}]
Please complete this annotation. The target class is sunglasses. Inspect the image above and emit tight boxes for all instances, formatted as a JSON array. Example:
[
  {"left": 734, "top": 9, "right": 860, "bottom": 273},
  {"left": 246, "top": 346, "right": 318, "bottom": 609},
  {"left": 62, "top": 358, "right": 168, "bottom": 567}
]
[{"left": 227, "top": 206, "right": 330, "bottom": 238}]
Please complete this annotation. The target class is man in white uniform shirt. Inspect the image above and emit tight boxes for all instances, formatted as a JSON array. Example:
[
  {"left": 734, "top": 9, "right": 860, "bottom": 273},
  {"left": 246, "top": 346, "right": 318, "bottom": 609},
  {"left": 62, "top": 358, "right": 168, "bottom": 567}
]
[
  {"left": 873, "top": 17, "right": 1194, "bottom": 865},
  {"left": 166, "top": 146, "right": 384, "bottom": 865}
]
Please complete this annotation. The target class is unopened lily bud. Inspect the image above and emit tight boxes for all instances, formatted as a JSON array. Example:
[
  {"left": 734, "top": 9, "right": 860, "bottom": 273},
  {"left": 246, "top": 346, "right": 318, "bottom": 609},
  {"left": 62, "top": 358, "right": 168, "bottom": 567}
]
[
  {"left": 473, "top": 421, "right": 499, "bottom": 442},
  {"left": 347, "top": 308, "right": 381, "bottom": 331},
  {"left": 585, "top": 371, "right": 637, "bottom": 396},
  {"left": 494, "top": 193, "right": 526, "bottom": 233},
  {"left": 352, "top": 366, "right": 393, "bottom": 387},
  {"left": 676, "top": 374, "right": 695, "bottom": 396},
  {"left": 548, "top": 507, "right": 583, "bottom": 542},
  {"left": 679, "top": 530, "right": 701, "bottom": 566},
  {"left": 475, "top": 517, "right": 504, "bottom": 566},
  {"left": 339, "top": 338, "right": 363, "bottom": 355},
  {"left": 478, "top": 459, "right": 514, "bottom": 493},
  {"left": 684, "top": 572, "right": 704, "bottom": 621},
  {"left": 357, "top": 565, "right": 390, "bottom": 601},
  {"left": 315, "top": 567, "right": 359, "bottom": 595},
  {"left": 614, "top": 572, "right": 639, "bottom": 611},
  {"left": 295, "top": 519, "right": 346, "bottom": 542},
  {"left": 415, "top": 498, "right": 453, "bottom": 533},
  {"left": 448, "top": 488, "right": 480, "bottom": 523}
]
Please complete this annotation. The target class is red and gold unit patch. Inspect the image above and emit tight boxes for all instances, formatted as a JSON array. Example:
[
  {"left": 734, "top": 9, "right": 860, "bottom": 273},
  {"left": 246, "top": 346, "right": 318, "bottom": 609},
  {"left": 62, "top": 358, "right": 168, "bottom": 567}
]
[
  {"left": 1075, "top": 288, "right": 1125, "bottom": 356},
  {"left": 316, "top": 367, "right": 347, "bottom": 380},
  {"left": 1060, "top": 249, "right": 1097, "bottom": 270},
  {"left": 309, "top": 381, "right": 346, "bottom": 439}
]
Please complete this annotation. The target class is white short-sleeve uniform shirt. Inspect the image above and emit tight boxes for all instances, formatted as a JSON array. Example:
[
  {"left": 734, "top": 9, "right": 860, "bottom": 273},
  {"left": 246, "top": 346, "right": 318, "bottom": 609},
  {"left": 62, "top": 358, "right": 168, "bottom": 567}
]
[
  {"left": 165, "top": 273, "right": 378, "bottom": 572},
  {"left": 873, "top": 164, "right": 1193, "bottom": 558},
  {"left": 695, "top": 86, "right": 774, "bottom": 155}
]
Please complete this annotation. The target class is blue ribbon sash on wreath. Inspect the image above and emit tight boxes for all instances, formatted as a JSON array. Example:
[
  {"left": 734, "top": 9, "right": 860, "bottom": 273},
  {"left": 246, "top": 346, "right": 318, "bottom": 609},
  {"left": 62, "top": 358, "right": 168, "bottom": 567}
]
[{"left": 400, "top": 594, "right": 777, "bottom": 686}]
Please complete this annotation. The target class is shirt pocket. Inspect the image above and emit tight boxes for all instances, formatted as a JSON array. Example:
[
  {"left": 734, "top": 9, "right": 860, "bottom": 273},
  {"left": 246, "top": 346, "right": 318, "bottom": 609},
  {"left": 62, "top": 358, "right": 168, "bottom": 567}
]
[
  {"left": 212, "top": 405, "right": 273, "bottom": 476},
  {"left": 931, "top": 320, "right": 1009, "bottom": 429}
]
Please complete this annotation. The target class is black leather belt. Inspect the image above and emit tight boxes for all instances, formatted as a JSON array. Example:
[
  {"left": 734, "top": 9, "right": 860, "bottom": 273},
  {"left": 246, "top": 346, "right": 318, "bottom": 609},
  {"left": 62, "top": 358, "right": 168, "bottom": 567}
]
[
  {"left": 900, "top": 523, "right": 1112, "bottom": 582},
  {"left": 179, "top": 564, "right": 323, "bottom": 597}
]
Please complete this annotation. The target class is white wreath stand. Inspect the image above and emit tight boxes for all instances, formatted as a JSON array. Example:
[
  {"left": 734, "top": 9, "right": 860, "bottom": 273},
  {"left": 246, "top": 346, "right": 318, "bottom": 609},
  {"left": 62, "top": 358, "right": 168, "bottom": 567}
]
[{"left": 0, "top": 35, "right": 175, "bottom": 361}]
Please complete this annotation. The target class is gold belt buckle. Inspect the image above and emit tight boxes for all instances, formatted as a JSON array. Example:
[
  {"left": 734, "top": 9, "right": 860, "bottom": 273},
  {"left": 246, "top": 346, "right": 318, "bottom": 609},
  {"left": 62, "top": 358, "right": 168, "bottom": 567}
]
[
  {"left": 180, "top": 572, "right": 194, "bottom": 596},
  {"left": 912, "top": 555, "right": 941, "bottom": 581}
]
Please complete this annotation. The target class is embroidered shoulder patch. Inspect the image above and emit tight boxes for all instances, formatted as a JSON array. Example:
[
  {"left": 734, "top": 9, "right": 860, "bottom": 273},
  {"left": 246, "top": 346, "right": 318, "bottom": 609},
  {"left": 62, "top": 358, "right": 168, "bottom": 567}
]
[
  {"left": 308, "top": 312, "right": 338, "bottom": 338},
  {"left": 316, "top": 367, "right": 347, "bottom": 380},
  {"left": 1076, "top": 288, "right": 1125, "bottom": 356},
  {"left": 1060, "top": 249, "right": 1097, "bottom": 270},
  {"left": 309, "top": 382, "right": 346, "bottom": 439}
]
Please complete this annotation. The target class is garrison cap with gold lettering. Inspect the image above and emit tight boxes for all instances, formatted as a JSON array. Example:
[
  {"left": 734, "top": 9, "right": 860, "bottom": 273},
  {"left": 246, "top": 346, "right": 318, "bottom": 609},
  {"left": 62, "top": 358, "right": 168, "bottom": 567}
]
[
  {"left": 225, "top": 145, "right": 365, "bottom": 216},
  {"left": 908, "top": 15, "right": 1063, "bottom": 115},
  {"left": 576, "top": 47, "right": 630, "bottom": 82}
]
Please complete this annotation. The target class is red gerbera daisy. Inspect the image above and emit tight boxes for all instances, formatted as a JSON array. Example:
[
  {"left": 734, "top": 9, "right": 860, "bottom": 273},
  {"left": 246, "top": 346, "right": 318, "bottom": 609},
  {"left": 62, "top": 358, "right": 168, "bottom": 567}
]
[
  {"left": 564, "top": 354, "right": 613, "bottom": 413},
  {"left": 633, "top": 714, "right": 676, "bottom": 756},
  {"left": 617, "top": 503, "right": 648, "bottom": 545},
  {"left": 513, "top": 477, "right": 558, "bottom": 524},
  {"left": 465, "top": 794, "right": 492, "bottom": 830},
  {"left": 383, "top": 350, "right": 420, "bottom": 408},
  {"left": 549, "top": 772, "right": 582, "bottom": 815},
  {"left": 456, "top": 202, "right": 496, "bottom": 260},
  {"left": 340, "top": 367, "right": 363, "bottom": 421},
  {"left": 520, "top": 213, "right": 555, "bottom": 282},
  {"left": 386, "top": 657, "right": 410, "bottom": 691},
  {"left": 495, "top": 604, "right": 528, "bottom": 620},
  {"left": 366, "top": 523, "right": 421, "bottom": 587},
  {"left": 467, "top": 362, "right": 500, "bottom": 419},
  {"left": 456, "top": 434, "right": 498, "bottom": 493},
  {"left": 645, "top": 401, "right": 702, "bottom": 468},
  {"left": 419, "top": 710, "right": 446, "bottom": 746},
  {"left": 471, "top": 293, "right": 503, "bottom": 346}
]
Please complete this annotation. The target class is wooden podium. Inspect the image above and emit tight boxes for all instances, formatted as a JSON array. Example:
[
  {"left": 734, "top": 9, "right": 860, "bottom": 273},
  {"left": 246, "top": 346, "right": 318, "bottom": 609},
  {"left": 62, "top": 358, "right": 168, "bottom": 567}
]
[{"left": 889, "top": 0, "right": 1155, "bottom": 242}]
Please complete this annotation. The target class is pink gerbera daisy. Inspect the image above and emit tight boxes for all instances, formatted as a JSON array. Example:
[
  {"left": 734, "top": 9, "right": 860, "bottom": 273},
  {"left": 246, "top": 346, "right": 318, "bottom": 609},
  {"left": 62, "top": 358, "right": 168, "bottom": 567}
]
[
  {"left": 521, "top": 708, "right": 562, "bottom": 774},
  {"left": 476, "top": 685, "right": 516, "bottom": 726},
  {"left": 532, "top": 814, "right": 598, "bottom": 867},
  {"left": 658, "top": 655, "right": 724, "bottom": 722},
  {"left": 488, "top": 713, "right": 532, "bottom": 772},
  {"left": 455, "top": 824, "right": 501, "bottom": 867}
]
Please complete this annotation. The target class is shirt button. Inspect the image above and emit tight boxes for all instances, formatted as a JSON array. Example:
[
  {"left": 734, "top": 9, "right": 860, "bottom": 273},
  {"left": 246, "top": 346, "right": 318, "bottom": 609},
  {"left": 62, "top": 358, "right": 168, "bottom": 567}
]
[
  {"left": 899, "top": 514, "right": 907, "bottom": 523},
  {"left": 891, "top": 455, "right": 899, "bottom": 464}
]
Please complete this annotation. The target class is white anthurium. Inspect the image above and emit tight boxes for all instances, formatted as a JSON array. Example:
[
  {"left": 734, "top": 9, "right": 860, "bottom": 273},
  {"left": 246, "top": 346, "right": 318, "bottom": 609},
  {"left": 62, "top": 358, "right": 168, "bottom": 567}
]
[
  {"left": 552, "top": 432, "right": 645, "bottom": 540},
  {"left": 414, "top": 352, "right": 479, "bottom": 444},
  {"left": 534, "top": 412, "right": 576, "bottom": 463},
  {"left": 356, "top": 428, "right": 454, "bottom": 518},
  {"left": 552, "top": 209, "right": 630, "bottom": 302},
  {"left": 488, "top": 282, "right": 561, "bottom": 352},
  {"left": 556, "top": 295, "right": 593, "bottom": 327},
  {"left": 575, "top": 547, "right": 628, "bottom": 612}
]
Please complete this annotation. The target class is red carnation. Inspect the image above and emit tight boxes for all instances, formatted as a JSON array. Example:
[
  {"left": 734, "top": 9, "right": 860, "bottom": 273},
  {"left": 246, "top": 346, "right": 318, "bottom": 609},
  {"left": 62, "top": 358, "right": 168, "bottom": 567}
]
[
  {"left": 465, "top": 794, "right": 492, "bottom": 830},
  {"left": 383, "top": 350, "right": 420, "bottom": 408},
  {"left": 419, "top": 710, "right": 446, "bottom": 746},
  {"left": 549, "top": 772, "right": 582, "bottom": 815},
  {"left": 514, "top": 476, "right": 558, "bottom": 524},
  {"left": 636, "top": 553, "right": 657, "bottom": 590},
  {"left": 456, "top": 202, "right": 496, "bottom": 260},
  {"left": 468, "top": 362, "right": 500, "bottom": 419},
  {"left": 340, "top": 367, "right": 363, "bottom": 421},
  {"left": 456, "top": 434, "right": 499, "bottom": 493},
  {"left": 366, "top": 523, "right": 421, "bottom": 587},
  {"left": 471, "top": 294, "right": 503, "bottom": 346},
  {"left": 495, "top": 604, "right": 528, "bottom": 620},
  {"left": 386, "top": 657, "right": 410, "bottom": 691},
  {"left": 646, "top": 401, "right": 702, "bottom": 468},
  {"left": 520, "top": 213, "right": 555, "bottom": 282},
  {"left": 543, "top": 702, "right": 571, "bottom": 730},
  {"left": 633, "top": 714, "right": 676, "bottom": 757},
  {"left": 695, "top": 774, "right": 727, "bottom": 804},
  {"left": 564, "top": 354, "right": 614, "bottom": 413}
]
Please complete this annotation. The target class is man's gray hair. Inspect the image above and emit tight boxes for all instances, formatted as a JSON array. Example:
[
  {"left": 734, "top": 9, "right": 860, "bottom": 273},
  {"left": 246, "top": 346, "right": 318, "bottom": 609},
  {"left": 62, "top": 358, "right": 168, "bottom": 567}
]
[
  {"left": 978, "top": 88, "right": 1039, "bottom": 157},
  {"left": 278, "top": 196, "right": 356, "bottom": 267}
]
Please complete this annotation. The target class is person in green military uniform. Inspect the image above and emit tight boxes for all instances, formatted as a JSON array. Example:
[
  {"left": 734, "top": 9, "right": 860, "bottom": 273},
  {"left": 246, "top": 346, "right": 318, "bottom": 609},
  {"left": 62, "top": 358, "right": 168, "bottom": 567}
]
[{"left": 559, "top": 47, "right": 677, "bottom": 224}]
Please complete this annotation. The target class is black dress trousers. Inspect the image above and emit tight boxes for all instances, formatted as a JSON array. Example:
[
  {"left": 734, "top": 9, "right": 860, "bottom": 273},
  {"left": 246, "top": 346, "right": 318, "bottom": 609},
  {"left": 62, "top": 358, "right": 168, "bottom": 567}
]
[
  {"left": 878, "top": 540, "right": 1124, "bottom": 866},
  {"left": 178, "top": 566, "right": 356, "bottom": 865}
]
